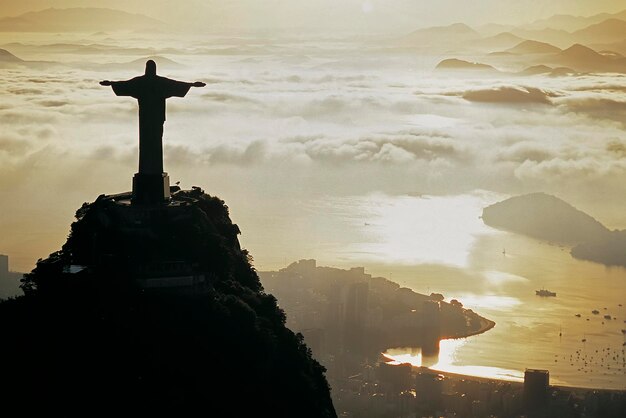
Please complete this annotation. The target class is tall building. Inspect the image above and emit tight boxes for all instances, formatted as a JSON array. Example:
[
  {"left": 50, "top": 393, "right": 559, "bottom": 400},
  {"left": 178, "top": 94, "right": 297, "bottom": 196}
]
[
  {"left": 0, "top": 254, "right": 23, "bottom": 299},
  {"left": 342, "top": 281, "right": 369, "bottom": 353},
  {"left": 524, "top": 369, "right": 550, "bottom": 411},
  {"left": 0, "top": 254, "right": 8, "bottom": 279},
  {"left": 415, "top": 371, "right": 443, "bottom": 414},
  {"left": 421, "top": 300, "right": 441, "bottom": 355},
  {"left": 344, "top": 281, "right": 369, "bottom": 325},
  {"left": 378, "top": 362, "right": 412, "bottom": 393}
]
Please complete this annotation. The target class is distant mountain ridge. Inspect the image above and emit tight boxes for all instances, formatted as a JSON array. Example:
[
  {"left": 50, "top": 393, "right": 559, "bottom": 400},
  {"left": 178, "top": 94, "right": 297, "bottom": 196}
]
[
  {"left": 546, "top": 43, "right": 626, "bottom": 72},
  {"left": 0, "top": 8, "right": 163, "bottom": 32},
  {"left": 507, "top": 40, "right": 562, "bottom": 54},
  {"left": 397, "top": 22, "right": 480, "bottom": 46},
  {"left": 571, "top": 18, "right": 626, "bottom": 44},
  {"left": 0, "top": 47, "right": 185, "bottom": 72},
  {"left": 471, "top": 32, "right": 526, "bottom": 50},
  {"left": 485, "top": 39, "right": 626, "bottom": 74},
  {"left": 525, "top": 9, "right": 626, "bottom": 32},
  {"left": 0, "top": 48, "right": 61, "bottom": 70}
]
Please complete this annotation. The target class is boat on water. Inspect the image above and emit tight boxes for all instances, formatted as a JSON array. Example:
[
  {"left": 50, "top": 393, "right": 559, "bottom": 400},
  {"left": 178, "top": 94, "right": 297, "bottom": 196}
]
[
  {"left": 592, "top": 310, "right": 600, "bottom": 315},
  {"left": 575, "top": 314, "right": 581, "bottom": 317},
  {"left": 621, "top": 329, "right": 626, "bottom": 334},
  {"left": 536, "top": 289, "right": 556, "bottom": 297},
  {"left": 604, "top": 314, "right": 612, "bottom": 320}
]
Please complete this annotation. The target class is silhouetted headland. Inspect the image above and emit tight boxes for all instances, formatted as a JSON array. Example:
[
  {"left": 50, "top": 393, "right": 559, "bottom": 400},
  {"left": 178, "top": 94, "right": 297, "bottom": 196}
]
[
  {"left": 0, "top": 188, "right": 336, "bottom": 416},
  {"left": 261, "top": 260, "right": 495, "bottom": 361},
  {"left": 483, "top": 193, "right": 626, "bottom": 268}
]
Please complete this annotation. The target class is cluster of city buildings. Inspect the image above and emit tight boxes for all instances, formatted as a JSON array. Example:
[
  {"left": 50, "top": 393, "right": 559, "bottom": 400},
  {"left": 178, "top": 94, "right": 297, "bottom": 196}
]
[
  {"left": 331, "top": 362, "right": 625, "bottom": 417},
  {"left": 260, "top": 259, "right": 625, "bottom": 417},
  {"left": 260, "top": 259, "right": 486, "bottom": 359}
]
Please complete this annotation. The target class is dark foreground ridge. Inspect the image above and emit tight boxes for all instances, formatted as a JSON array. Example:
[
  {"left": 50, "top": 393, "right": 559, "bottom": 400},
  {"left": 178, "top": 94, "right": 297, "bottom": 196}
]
[{"left": 0, "top": 187, "right": 336, "bottom": 417}]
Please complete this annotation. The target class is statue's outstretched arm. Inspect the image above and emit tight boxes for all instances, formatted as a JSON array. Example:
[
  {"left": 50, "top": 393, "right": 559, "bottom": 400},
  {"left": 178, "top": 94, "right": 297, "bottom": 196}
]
[
  {"left": 100, "top": 80, "right": 113, "bottom": 86},
  {"left": 192, "top": 81, "right": 206, "bottom": 87}
]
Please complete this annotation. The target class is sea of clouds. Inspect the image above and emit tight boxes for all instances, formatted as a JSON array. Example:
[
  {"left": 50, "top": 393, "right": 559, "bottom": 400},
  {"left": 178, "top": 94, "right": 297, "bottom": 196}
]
[{"left": 1, "top": 32, "right": 625, "bottom": 271}]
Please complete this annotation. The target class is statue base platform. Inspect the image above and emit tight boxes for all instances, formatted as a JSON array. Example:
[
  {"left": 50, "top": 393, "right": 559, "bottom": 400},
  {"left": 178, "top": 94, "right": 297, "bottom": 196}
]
[{"left": 132, "top": 172, "right": 170, "bottom": 205}]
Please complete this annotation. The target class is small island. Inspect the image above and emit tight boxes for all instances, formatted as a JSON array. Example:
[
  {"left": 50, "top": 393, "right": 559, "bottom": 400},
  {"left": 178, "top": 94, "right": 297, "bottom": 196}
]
[
  {"left": 482, "top": 192, "right": 626, "bottom": 268},
  {"left": 435, "top": 58, "right": 499, "bottom": 73}
]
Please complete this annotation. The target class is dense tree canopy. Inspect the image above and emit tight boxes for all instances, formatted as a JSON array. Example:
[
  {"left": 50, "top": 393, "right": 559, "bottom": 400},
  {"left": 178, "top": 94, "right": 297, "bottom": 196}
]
[{"left": 0, "top": 189, "right": 336, "bottom": 417}]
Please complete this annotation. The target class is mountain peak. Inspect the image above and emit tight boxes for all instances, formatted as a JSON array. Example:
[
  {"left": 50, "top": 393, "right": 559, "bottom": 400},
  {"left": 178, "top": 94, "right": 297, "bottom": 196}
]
[
  {"left": 561, "top": 43, "right": 601, "bottom": 57},
  {"left": 447, "top": 22, "right": 478, "bottom": 32},
  {"left": 473, "top": 32, "right": 525, "bottom": 51},
  {"left": 550, "top": 43, "right": 618, "bottom": 72},
  {"left": 492, "top": 31, "right": 522, "bottom": 40},
  {"left": 507, "top": 40, "right": 561, "bottom": 54},
  {"left": 588, "top": 17, "right": 626, "bottom": 27}
]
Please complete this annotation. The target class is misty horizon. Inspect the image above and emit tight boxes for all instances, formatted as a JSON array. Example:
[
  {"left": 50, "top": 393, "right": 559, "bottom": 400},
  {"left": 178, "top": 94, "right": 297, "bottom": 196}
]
[{"left": 1, "top": 1, "right": 626, "bottom": 34}]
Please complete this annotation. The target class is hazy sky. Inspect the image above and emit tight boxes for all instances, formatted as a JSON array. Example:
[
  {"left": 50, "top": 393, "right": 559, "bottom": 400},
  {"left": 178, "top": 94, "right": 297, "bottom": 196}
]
[{"left": 1, "top": 0, "right": 625, "bottom": 31}]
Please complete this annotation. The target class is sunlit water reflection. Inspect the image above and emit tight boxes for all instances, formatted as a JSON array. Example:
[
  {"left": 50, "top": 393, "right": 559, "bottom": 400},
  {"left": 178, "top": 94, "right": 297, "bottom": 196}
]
[
  {"left": 338, "top": 192, "right": 502, "bottom": 268},
  {"left": 252, "top": 191, "right": 626, "bottom": 390},
  {"left": 385, "top": 340, "right": 525, "bottom": 382}
]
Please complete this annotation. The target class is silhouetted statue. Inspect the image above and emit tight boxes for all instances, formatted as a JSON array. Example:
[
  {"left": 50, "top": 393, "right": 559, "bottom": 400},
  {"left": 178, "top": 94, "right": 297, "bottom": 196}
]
[{"left": 100, "top": 60, "right": 205, "bottom": 204}]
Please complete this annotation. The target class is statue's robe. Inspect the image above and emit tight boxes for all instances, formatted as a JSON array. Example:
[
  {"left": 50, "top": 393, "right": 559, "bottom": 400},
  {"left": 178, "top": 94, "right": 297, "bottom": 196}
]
[{"left": 112, "top": 75, "right": 192, "bottom": 174}]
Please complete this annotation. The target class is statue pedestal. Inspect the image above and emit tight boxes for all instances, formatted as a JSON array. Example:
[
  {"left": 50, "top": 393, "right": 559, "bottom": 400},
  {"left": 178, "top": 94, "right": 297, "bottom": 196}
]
[{"left": 132, "top": 172, "right": 170, "bottom": 205}]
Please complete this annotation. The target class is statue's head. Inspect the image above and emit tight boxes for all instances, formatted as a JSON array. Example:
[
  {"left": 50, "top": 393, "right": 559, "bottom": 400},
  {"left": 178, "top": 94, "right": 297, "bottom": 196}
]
[{"left": 145, "top": 60, "right": 157, "bottom": 76}]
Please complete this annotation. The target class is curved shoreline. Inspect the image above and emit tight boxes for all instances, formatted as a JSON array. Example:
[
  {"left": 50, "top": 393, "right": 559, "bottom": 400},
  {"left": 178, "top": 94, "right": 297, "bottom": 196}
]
[
  {"left": 460, "top": 317, "right": 496, "bottom": 338},
  {"left": 441, "top": 315, "right": 496, "bottom": 340},
  {"left": 416, "top": 366, "right": 626, "bottom": 393}
]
